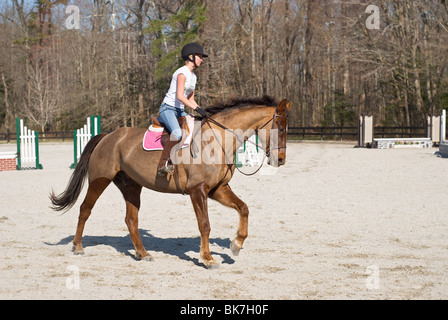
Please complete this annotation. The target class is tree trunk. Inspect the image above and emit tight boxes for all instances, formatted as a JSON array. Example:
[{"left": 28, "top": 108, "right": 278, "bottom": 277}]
[
  {"left": 0, "top": 65, "right": 11, "bottom": 129},
  {"left": 304, "top": 0, "right": 315, "bottom": 125}
]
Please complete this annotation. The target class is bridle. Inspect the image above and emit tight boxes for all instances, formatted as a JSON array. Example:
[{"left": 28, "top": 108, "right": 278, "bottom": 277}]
[
  {"left": 197, "top": 106, "right": 289, "bottom": 176},
  {"left": 256, "top": 112, "right": 289, "bottom": 159},
  {"left": 173, "top": 106, "right": 288, "bottom": 195}
]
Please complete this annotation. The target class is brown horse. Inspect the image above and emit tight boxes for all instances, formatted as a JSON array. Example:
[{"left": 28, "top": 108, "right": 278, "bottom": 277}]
[{"left": 50, "top": 96, "right": 291, "bottom": 268}]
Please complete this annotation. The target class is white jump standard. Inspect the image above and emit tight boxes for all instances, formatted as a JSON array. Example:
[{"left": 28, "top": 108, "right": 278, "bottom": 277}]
[
  {"left": 70, "top": 116, "right": 101, "bottom": 169},
  {"left": 438, "top": 110, "right": 447, "bottom": 157},
  {"left": 16, "top": 118, "right": 43, "bottom": 170}
]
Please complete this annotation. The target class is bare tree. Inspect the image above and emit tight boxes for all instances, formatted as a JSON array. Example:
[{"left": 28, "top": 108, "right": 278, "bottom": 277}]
[{"left": 0, "top": 0, "right": 447, "bottom": 131}]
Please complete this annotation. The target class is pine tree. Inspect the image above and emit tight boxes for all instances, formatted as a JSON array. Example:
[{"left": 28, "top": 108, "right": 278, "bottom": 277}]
[{"left": 145, "top": 0, "right": 207, "bottom": 84}]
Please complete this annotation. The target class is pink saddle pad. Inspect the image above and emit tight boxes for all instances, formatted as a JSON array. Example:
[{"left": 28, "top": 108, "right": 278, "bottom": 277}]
[
  {"left": 142, "top": 115, "right": 195, "bottom": 151},
  {"left": 143, "top": 129, "right": 163, "bottom": 151}
]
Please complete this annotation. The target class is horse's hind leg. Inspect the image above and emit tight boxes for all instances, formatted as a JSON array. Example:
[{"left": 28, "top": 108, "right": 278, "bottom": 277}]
[
  {"left": 113, "top": 172, "right": 152, "bottom": 261},
  {"left": 209, "top": 184, "right": 249, "bottom": 256},
  {"left": 73, "top": 178, "right": 111, "bottom": 255}
]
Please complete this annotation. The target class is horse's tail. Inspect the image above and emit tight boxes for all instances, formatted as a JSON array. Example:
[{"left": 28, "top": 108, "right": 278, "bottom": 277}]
[{"left": 50, "top": 133, "right": 108, "bottom": 212}]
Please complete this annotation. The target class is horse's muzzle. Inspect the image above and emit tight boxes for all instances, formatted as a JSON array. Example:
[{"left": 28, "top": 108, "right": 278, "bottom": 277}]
[
  {"left": 278, "top": 157, "right": 285, "bottom": 166},
  {"left": 267, "top": 155, "right": 285, "bottom": 167}
]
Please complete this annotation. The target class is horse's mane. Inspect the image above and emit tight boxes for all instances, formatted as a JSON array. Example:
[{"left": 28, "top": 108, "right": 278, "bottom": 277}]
[{"left": 205, "top": 95, "right": 279, "bottom": 115}]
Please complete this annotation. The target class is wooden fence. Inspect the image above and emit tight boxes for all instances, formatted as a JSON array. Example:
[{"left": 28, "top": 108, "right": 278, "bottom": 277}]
[
  {"left": 288, "top": 125, "right": 427, "bottom": 141},
  {"left": 373, "top": 126, "right": 427, "bottom": 139},
  {"left": 288, "top": 126, "right": 358, "bottom": 140},
  {"left": 0, "top": 130, "right": 73, "bottom": 143}
]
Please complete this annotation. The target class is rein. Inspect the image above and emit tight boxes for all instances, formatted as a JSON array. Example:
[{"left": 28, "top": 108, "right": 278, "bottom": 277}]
[{"left": 198, "top": 108, "right": 288, "bottom": 177}]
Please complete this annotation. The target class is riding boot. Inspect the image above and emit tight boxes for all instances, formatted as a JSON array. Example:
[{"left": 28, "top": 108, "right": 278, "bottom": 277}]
[{"left": 157, "top": 139, "right": 179, "bottom": 176}]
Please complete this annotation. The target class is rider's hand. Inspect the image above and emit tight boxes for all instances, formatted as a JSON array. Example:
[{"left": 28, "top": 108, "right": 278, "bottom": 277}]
[{"left": 195, "top": 106, "right": 208, "bottom": 118}]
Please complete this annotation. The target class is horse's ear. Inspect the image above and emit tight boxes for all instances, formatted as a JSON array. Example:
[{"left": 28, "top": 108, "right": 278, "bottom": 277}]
[
  {"left": 286, "top": 102, "right": 292, "bottom": 112},
  {"left": 277, "top": 99, "right": 288, "bottom": 115}
]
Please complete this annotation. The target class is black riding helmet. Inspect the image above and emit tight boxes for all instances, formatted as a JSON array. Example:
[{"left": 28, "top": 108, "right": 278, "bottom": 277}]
[{"left": 181, "top": 43, "right": 208, "bottom": 67}]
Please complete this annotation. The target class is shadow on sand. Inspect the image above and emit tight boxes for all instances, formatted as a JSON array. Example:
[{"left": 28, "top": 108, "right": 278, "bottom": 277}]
[{"left": 46, "top": 229, "right": 235, "bottom": 268}]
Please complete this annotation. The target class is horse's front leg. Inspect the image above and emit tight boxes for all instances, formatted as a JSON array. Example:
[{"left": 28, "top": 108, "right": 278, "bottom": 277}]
[
  {"left": 188, "top": 182, "right": 219, "bottom": 269},
  {"left": 210, "top": 184, "right": 249, "bottom": 256}
]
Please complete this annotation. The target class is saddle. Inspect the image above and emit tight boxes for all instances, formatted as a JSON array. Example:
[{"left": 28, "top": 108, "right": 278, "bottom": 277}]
[
  {"left": 152, "top": 116, "right": 189, "bottom": 148},
  {"left": 143, "top": 115, "right": 194, "bottom": 151}
]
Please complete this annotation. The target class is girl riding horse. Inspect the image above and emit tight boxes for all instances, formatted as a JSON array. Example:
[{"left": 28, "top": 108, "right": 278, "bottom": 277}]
[{"left": 156, "top": 43, "right": 209, "bottom": 176}]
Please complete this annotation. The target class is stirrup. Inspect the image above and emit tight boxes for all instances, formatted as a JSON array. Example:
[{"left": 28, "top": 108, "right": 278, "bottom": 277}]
[{"left": 157, "top": 160, "right": 174, "bottom": 176}]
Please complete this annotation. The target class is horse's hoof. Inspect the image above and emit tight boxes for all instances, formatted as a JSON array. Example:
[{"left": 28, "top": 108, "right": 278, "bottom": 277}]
[
  {"left": 204, "top": 260, "right": 220, "bottom": 269},
  {"left": 137, "top": 252, "right": 154, "bottom": 261},
  {"left": 73, "top": 249, "right": 85, "bottom": 256},
  {"left": 141, "top": 255, "right": 154, "bottom": 262},
  {"left": 230, "top": 240, "right": 242, "bottom": 256}
]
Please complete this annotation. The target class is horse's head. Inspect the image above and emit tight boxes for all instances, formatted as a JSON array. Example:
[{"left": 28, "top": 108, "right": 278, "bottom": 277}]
[{"left": 258, "top": 99, "right": 291, "bottom": 167}]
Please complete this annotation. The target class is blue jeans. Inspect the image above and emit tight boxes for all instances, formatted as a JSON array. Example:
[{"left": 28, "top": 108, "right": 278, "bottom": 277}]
[{"left": 158, "top": 103, "right": 187, "bottom": 141}]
